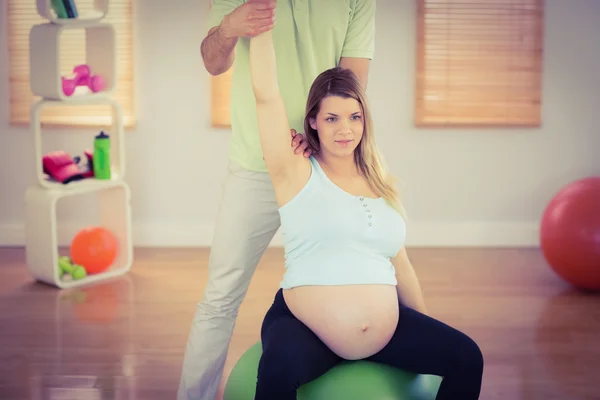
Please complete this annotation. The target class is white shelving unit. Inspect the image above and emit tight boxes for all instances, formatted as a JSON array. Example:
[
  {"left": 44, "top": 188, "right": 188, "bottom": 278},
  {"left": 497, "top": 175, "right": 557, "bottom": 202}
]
[{"left": 25, "top": 0, "right": 133, "bottom": 289}]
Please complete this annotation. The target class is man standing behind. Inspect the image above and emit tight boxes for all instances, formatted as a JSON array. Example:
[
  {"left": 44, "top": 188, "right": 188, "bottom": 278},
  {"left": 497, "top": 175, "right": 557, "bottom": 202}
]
[{"left": 178, "top": 1, "right": 376, "bottom": 399}]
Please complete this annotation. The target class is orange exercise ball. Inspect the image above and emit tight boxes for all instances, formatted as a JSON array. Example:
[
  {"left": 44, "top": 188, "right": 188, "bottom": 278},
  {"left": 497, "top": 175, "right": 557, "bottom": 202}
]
[
  {"left": 540, "top": 177, "right": 600, "bottom": 291},
  {"left": 70, "top": 226, "right": 118, "bottom": 274}
]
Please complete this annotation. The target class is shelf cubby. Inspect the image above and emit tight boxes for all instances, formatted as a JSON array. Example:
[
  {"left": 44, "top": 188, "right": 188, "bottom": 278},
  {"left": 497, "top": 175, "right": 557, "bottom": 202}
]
[
  {"left": 31, "top": 97, "right": 126, "bottom": 190},
  {"left": 25, "top": 181, "right": 133, "bottom": 289},
  {"left": 29, "top": 22, "right": 116, "bottom": 101}
]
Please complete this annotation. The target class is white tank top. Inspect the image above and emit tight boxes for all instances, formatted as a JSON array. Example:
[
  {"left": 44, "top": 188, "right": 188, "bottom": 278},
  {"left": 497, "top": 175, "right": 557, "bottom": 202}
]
[{"left": 278, "top": 156, "right": 406, "bottom": 289}]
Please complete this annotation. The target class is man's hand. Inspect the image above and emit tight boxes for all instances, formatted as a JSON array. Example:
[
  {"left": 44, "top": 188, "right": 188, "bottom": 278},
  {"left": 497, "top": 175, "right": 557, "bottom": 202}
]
[
  {"left": 263, "top": 129, "right": 310, "bottom": 161},
  {"left": 221, "top": 1, "right": 276, "bottom": 39},
  {"left": 290, "top": 129, "right": 312, "bottom": 158}
]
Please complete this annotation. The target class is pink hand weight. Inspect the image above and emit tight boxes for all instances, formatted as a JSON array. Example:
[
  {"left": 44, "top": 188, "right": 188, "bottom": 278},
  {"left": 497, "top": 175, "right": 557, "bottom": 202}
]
[
  {"left": 61, "top": 64, "right": 105, "bottom": 96},
  {"left": 89, "top": 75, "right": 105, "bottom": 92},
  {"left": 62, "top": 77, "right": 77, "bottom": 96}
]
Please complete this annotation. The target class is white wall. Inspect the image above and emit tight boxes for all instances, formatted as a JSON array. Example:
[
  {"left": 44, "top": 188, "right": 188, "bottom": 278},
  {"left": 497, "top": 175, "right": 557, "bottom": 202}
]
[{"left": 0, "top": 0, "right": 598, "bottom": 248}]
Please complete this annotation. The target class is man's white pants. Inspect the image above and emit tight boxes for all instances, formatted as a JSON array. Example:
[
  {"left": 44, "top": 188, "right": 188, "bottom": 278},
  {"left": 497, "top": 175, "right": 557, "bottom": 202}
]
[{"left": 177, "top": 161, "right": 281, "bottom": 400}]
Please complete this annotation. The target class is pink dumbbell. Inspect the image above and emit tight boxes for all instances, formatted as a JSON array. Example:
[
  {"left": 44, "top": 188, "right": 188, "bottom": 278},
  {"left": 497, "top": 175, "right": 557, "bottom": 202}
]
[{"left": 62, "top": 64, "right": 105, "bottom": 96}]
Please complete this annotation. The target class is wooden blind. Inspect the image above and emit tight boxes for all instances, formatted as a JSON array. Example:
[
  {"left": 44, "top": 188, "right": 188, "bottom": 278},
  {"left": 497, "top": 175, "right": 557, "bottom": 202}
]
[
  {"left": 211, "top": 67, "right": 233, "bottom": 128},
  {"left": 207, "top": 0, "right": 232, "bottom": 128},
  {"left": 7, "top": 0, "right": 135, "bottom": 128},
  {"left": 415, "top": 0, "right": 544, "bottom": 127}
]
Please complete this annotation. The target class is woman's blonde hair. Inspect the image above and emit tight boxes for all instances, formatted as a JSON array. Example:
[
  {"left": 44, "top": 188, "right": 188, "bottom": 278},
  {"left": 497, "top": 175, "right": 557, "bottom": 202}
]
[{"left": 303, "top": 67, "right": 405, "bottom": 216}]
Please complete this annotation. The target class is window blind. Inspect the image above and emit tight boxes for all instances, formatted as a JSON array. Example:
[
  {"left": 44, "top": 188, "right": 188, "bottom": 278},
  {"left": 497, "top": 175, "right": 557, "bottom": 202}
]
[
  {"left": 7, "top": 0, "right": 135, "bottom": 128},
  {"left": 415, "top": 0, "right": 544, "bottom": 127},
  {"left": 211, "top": 66, "right": 233, "bottom": 128},
  {"left": 207, "top": 0, "right": 232, "bottom": 128}
]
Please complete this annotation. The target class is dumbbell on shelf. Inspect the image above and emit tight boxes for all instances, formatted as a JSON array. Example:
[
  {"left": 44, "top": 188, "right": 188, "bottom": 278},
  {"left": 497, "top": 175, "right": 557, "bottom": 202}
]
[
  {"left": 58, "top": 256, "right": 87, "bottom": 280},
  {"left": 62, "top": 64, "right": 105, "bottom": 97}
]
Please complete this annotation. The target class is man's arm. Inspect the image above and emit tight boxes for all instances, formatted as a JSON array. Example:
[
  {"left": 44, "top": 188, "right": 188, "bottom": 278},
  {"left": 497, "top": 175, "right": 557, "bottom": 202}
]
[
  {"left": 339, "top": 57, "right": 371, "bottom": 90},
  {"left": 201, "top": 0, "right": 276, "bottom": 76},
  {"left": 338, "top": 0, "right": 376, "bottom": 90},
  {"left": 391, "top": 246, "right": 428, "bottom": 315},
  {"left": 201, "top": 26, "right": 238, "bottom": 76}
]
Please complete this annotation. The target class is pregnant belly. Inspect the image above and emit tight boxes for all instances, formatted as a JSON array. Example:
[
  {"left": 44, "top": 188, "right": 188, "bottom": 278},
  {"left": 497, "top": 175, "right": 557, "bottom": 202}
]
[{"left": 283, "top": 284, "right": 399, "bottom": 360}]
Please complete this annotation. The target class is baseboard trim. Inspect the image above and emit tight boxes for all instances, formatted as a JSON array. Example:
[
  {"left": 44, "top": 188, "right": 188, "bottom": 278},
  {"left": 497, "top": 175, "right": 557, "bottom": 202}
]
[{"left": 0, "top": 221, "right": 540, "bottom": 248}]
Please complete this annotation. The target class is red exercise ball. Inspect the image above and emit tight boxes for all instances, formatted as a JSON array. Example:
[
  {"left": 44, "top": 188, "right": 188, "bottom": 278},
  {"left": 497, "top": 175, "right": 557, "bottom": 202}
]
[
  {"left": 70, "top": 226, "right": 118, "bottom": 274},
  {"left": 540, "top": 177, "right": 600, "bottom": 291}
]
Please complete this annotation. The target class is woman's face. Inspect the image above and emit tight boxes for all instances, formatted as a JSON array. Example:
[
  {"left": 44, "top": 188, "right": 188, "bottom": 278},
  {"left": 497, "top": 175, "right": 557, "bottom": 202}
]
[{"left": 310, "top": 95, "right": 364, "bottom": 158}]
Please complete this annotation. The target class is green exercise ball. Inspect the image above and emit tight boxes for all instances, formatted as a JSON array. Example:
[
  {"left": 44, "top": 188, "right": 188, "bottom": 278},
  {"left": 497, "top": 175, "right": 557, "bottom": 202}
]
[{"left": 223, "top": 341, "right": 442, "bottom": 400}]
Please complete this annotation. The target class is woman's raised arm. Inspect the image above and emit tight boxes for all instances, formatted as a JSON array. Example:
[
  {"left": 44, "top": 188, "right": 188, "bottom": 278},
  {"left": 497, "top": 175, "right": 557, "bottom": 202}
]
[{"left": 249, "top": 23, "right": 296, "bottom": 182}]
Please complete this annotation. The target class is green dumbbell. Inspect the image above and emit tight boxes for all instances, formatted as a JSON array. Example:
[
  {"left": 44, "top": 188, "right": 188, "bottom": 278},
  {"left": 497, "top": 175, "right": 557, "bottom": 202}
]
[{"left": 58, "top": 256, "right": 87, "bottom": 280}]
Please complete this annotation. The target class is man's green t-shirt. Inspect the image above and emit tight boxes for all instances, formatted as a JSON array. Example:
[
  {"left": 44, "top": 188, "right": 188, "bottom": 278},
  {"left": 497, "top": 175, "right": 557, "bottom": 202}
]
[{"left": 208, "top": 0, "right": 376, "bottom": 172}]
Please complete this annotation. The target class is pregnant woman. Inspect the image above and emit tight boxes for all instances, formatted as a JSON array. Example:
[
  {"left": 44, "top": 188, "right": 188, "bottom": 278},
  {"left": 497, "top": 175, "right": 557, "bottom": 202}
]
[{"left": 248, "top": 10, "right": 484, "bottom": 400}]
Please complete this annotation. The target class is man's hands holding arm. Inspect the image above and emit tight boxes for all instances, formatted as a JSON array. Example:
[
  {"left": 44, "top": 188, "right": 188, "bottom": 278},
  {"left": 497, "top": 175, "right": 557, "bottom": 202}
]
[
  {"left": 205, "top": 1, "right": 309, "bottom": 159},
  {"left": 202, "top": 0, "right": 277, "bottom": 75},
  {"left": 221, "top": 0, "right": 276, "bottom": 39}
]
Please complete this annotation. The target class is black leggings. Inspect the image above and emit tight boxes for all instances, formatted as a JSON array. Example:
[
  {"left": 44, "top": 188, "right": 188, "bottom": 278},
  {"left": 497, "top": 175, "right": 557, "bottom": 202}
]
[{"left": 255, "top": 289, "right": 484, "bottom": 400}]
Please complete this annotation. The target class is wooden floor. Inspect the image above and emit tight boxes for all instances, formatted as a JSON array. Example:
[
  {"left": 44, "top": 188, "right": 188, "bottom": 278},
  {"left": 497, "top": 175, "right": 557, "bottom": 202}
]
[{"left": 0, "top": 247, "right": 599, "bottom": 400}]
